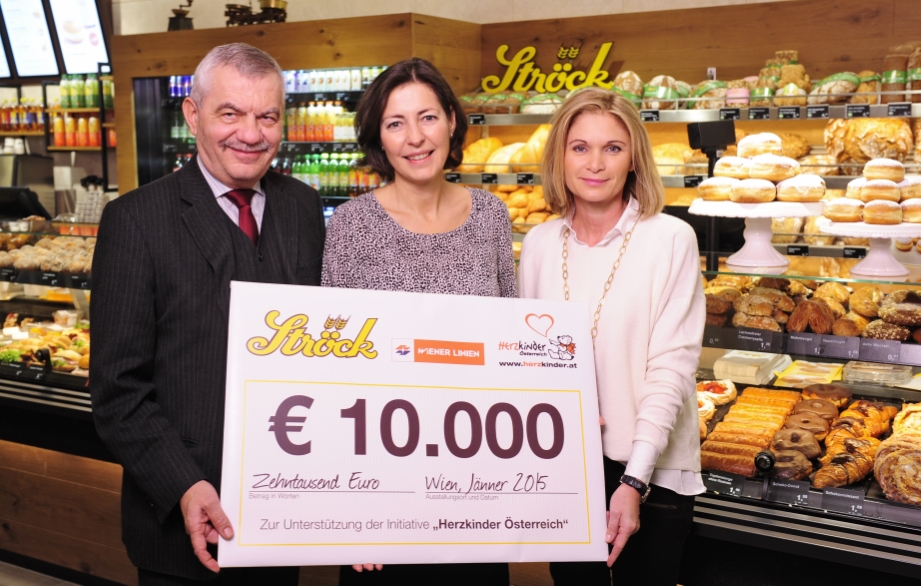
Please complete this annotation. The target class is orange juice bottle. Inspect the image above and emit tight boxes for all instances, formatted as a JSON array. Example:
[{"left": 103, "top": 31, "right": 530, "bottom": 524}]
[
  {"left": 88, "top": 115, "right": 100, "bottom": 146},
  {"left": 76, "top": 116, "right": 89, "bottom": 147},
  {"left": 323, "top": 101, "right": 334, "bottom": 142},
  {"left": 285, "top": 105, "right": 296, "bottom": 141},
  {"left": 52, "top": 112, "right": 64, "bottom": 146},
  {"left": 305, "top": 102, "right": 316, "bottom": 142},
  {"left": 295, "top": 102, "right": 307, "bottom": 142},
  {"left": 64, "top": 114, "right": 76, "bottom": 146}
]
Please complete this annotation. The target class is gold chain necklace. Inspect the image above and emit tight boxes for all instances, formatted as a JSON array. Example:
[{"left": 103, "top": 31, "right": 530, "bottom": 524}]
[{"left": 562, "top": 219, "right": 638, "bottom": 342}]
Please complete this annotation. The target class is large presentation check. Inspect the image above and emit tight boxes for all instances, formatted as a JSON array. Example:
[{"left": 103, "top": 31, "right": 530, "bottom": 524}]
[{"left": 219, "top": 282, "right": 607, "bottom": 566}]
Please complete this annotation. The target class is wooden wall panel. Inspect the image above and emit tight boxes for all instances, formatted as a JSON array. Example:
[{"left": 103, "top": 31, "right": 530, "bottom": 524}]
[
  {"left": 0, "top": 439, "right": 121, "bottom": 492},
  {"left": 411, "top": 16, "right": 482, "bottom": 95}
]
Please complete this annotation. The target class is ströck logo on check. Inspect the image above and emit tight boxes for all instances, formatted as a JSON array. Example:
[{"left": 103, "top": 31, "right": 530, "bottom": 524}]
[{"left": 391, "top": 339, "right": 485, "bottom": 365}]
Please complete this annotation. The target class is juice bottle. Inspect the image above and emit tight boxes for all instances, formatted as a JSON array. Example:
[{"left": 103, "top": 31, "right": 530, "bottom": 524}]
[
  {"left": 305, "top": 102, "right": 316, "bottom": 142},
  {"left": 64, "top": 113, "right": 76, "bottom": 146},
  {"left": 285, "top": 105, "right": 296, "bottom": 141},
  {"left": 34, "top": 101, "right": 44, "bottom": 132},
  {"left": 59, "top": 75, "right": 70, "bottom": 109},
  {"left": 88, "top": 115, "right": 100, "bottom": 146},
  {"left": 308, "top": 154, "right": 320, "bottom": 190},
  {"left": 8, "top": 100, "right": 19, "bottom": 132},
  {"left": 72, "top": 75, "right": 86, "bottom": 108},
  {"left": 85, "top": 74, "right": 99, "bottom": 109},
  {"left": 295, "top": 102, "right": 307, "bottom": 142},
  {"left": 19, "top": 99, "right": 32, "bottom": 131},
  {"left": 52, "top": 112, "right": 64, "bottom": 146},
  {"left": 0, "top": 101, "right": 9, "bottom": 132},
  {"left": 108, "top": 128, "right": 117, "bottom": 147},
  {"left": 76, "top": 116, "right": 89, "bottom": 147},
  {"left": 338, "top": 154, "right": 351, "bottom": 197},
  {"left": 102, "top": 78, "right": 113, "bottom": 109},
  {"left": 324, "top": 102, "right": 335, "bottom": 142},
  {"left": 318, "top": 153, "right": 330, "bottom": 197},
  {"left": 348, "top": 154, "right": 359, "bottom": 197}
]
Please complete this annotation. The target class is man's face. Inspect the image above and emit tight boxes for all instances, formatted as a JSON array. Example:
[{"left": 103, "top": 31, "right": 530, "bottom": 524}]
[{"left": 183, "top": 65, "right": 284, "bottom": 189}]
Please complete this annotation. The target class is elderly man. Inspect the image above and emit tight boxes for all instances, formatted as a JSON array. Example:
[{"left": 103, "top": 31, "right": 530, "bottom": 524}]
[{"left": 91, "top": 43, "right": 323, "bottom": 585}]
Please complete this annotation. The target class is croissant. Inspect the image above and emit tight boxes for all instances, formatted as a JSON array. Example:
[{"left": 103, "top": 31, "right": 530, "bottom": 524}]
[
  {"left": 814, "top": 451, "right": 874, "bottom": 488},
  {"left": 819, "top": 437, "right": 880, "bottom": 467},
  {"left": 840, "top": 400, "right": 893, "bottom": 437},
  {"left": 825, "top": 417, "right": 872, "bottom": 448}
]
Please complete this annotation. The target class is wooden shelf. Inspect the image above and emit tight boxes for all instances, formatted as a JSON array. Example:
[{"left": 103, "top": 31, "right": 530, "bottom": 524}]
[
  {"left": 46, "top": 108, "right": 111, "bottom": 114},
  {"left": 0, "top": 131, "right": 44, "bottom": 137},
  {"left": 47, "top": 146, "right": 105, "bottom": 152}
]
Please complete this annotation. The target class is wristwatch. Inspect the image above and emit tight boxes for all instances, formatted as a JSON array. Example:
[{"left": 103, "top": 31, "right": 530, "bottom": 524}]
[{"left": 619, "top": 474, "right": 651, "bottom": 503}]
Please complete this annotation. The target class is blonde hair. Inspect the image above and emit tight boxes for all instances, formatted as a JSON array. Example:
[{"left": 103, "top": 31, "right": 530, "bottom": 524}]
[{"left": 541, "top": 87, "right": 664, "bottom": 219}]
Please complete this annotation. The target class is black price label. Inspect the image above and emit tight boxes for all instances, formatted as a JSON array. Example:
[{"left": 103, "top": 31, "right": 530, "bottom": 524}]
[
  {"left": 787, "top": 332, "right": 823, "bottom": 357},
  {"left": 888, "top": 102, "right": 912, "bottom": 117},
  {"left": 332, "top": 143, "right": 346, "bottom": 152},
  {"left": 683, "top": 176, "right": 704, "bottom": 188},
  {"left": 822, "top": 487, "right": 866, "bottom": 516},
  {"left": 749, "top": 107, "right": 770, "bottom": 120},
  {"left": 468, "top": 114, "right": 486, "bottom": 125},
  {"left": 480, "top": 173, "right": 499, "bottom": 185},
  {"left": 846, "top": 104, "right": 871, "bottom": 118},
  {"left": 343, "top": 143, "right": 358, "bottom": 152},
  {"left": 766, "top": 477, "right": 810, "bottom": 506},
  {"left": 786, "top": 245, "right": 809, "bottom": 256},
  {"left": 313, "top": 93, "right": 327, "bottom": 101},
  {"left": 444, "top": 172, "right": 462, "bottom": 184},
  {"left": 335, "top": 92, "right": 349, "bottom": 101},
  {"left": 898, "top": 344, "right": 921, "bottom": 366},
  {"left": 0, "top": 363, "right": 21, "bottom": 378},
  {"left": 859, "top": 339, "right": 900, "bottom": 363},
  {"left": 703, "top": 326, "right": 724, "bottom": 348},
  {"left": 640, "top": 110, "right": 660, "bottom": 122},
  {"left": 516, "top": 173, "right": 535, "bottom": 185},
  {"left": 778, "top": 106, "right": 801, "bottom": 119},
  {"left": 822, "top": 334, "right": 861, "bottom": 360},
  {"left": 719, "top": 108, "right": 741, "bottom": 121},
  {"left": 22, "top": 364, "right": 46, "bottom": 381},
  {"left": 40, "top": 272, "right": 60, "bottom": 287},
  {"left": 736, "top": 328, "right": 774, "bottom": 352},
  {"left": 310, "top": 143, "right": 325, "bottom": 152},
  {"left": 704, "top": 471, "right": 745, "bottom": 497},
  {"left": 0, "top": 268, "right": 14, "bottom": 281},
  {"left": 806, "top": 105, "right": 830, "bottom": 119},
  {"left": 843, "top": 246, "right": 867, "bottom": 259},
  {"left": 71, "top": 276, "right": 91, "bottom": 290}
]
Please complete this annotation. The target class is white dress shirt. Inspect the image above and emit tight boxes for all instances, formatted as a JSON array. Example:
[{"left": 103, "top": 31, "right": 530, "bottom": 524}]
[{"left": 197, "top": 157, "right": 266, "bottom": 231}]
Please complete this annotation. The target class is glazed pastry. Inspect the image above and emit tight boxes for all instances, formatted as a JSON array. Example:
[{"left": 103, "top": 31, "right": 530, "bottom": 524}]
[
  {"left": 860, "top": 179, "right": 901, "bottom": 203},
  {"left": 893, "top": 403, "right": 921, "bottom": 435},
  {"left": 863, "top": 319, "right": 911, "bottom": 341},
  {"left": 784, "top": 412, "right": 829, "bottom": 441},
  {"left": 731, "top": 312, "right": 782, "bottom": 332},
  {"left": 700, "top": 441, "right": 761, "bottom": 458},
  {"left": 771, "top": 429, "right": 821, "bottom": 459},
  {"left": 731, "top": 178, "right": 776, "bottom": 203},
  {"left": 723, "top": 410, "right": 786, "bottom": 428},
  {"left": 902, "top": 199, "right": 921, "bottom": 222},
  {"left": 814, "top": 450, "right": 874, "bottom": 489},
  {"left": 802, "top": 383, "right": 852, "bottom": 408},
  {"left": 777, "top": 132, "right": 812, "bottom": 160},
  {"left": 706, "top": 432, "right": 771, "bottom": 449},
  {"left": 850, "top": 286, "right": 883, "bottom": 318},
  {"left": 696, "top": 379, "right": 737, "bottom": 405},
  {"left": 825, "top": 417, "right": 872, "bottom": 447},
  {"left": 879, "top": 301, "right": 921, "bottom": 326},
  {"left": 731, "top": 403, "right": 793, "bottom": 418},
  {"left": 776, "top": 174, "right": 825, "bottom": 202},
  {"left": 748, "top": 154, "right": 800, "bottom": 182},
  {"left": 700, "top": 452, "right": 756, "bottom": 477},
  {"left": 821, "top": 297, "right": 847, "bottom": 319},
  {"left": 770, "top": 450, "right": 813, "bottom": 481},
  {"left": 840, "top": 400, "right": 891, "bottom": 437},
  {"left": 874, "top": 433, "right": 921, "bottom": 505},
  {"left": 787, "top": 297, "right": 836, "bottom": 334},
  {"left": 698, "top": 177, "right": 740, "bottom": 201},
  {"left": 821, "top": 436, "right": 880, "bottom": 468},
  {"left": 734, "top": 394, "right": 798, "bottom": 412},
  {"left": 698, "top": 395, "right": 716, "bottom": 421},
  {"left": 713, "top": 157, "right": 751, "bottom": 179},
  {"left": 898, "top": 176, "right": 921, "bottom": 200},
  {"left": 737, "top": 132, "right": 783, "bottom": 158},
  {"left": 733, "top": 294, "right": 776, "bottom": 317},
  {"left": 742, "top": 388, "right": 802, "bottom": 402},
  {"left": 846, "top": 177, "right": 867, "bottom": 199},
  {"left": 832, "top": 311, "right": 869, "bottom": 337},
  {"left": 863, "top": 158, "right": 906, "bottom": 182},
  {"left": 713, "top": 421, "right": 779, "bottom": 437},
  {"left": 793, "top": 398, "right": 839, "bottom": 421},
  {"left": 823, "top": 198, "right": 863, "bottom": 222}
]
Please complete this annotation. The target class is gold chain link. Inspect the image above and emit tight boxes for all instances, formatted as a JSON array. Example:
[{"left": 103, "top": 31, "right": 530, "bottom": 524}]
[{"left": 562, "top": 220, "right": 638, "bottom": 342}]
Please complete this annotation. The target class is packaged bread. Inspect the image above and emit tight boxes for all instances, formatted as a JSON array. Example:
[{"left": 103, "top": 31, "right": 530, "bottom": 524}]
[
  {"left": 520, "top": 94, "right": 563, "bottom": 114},
  {"left": 910, "top": 48, "right": 921, "bottom": 104},
  {"left": 882, "top": 51, "right": 910, "bottom": 104},
  {"left": 776, "top": 50, "right": 799, "bottom": 63},
  {"left": 675, "top": 81, "right": 692, "bottom": 109},
  {"left": 750, "top": 87, "right": 774, "bottom": 107},
  {"left": 775, "top": 83, "right": 808, "bottom": 107},
  {"left": 809, "top": 72, "right": 859, "bottom": 105},
  {"left": 458, "top": 137, "right": 503, "bottom": 173},
  {"left": 643, "top": 75, "right": 681, "bottom": 110},
  {"left": 510, "top": 125, "right": 550, "bottom": 173},
  {"left": 652, "top": 143, "right": 693, "bottom": 176},
  {"left": 780, "top": 63, "right": 811, "bottom": 91},
  {"left": 483, "top": 92, "right": 525, "bottom": 114},
  {"left": 458, "top": 94, "right": 478, "bottom": 113},
  {"left": 612, "top": 71, "right": 644, "bottom": 104},
  {"left": 850, "top": 71, "right": 882, "bottom": 105},
  {"left": 688, "top": 80, "right": 728, "bottom": 110},
  {"left": 484, "top": 142, "right": 525, "bottom": 174}
]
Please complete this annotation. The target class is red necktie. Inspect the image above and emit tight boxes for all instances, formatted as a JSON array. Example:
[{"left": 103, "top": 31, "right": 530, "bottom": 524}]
[{"left": 224, "top": 189, "right": 259, "bottom": 245}]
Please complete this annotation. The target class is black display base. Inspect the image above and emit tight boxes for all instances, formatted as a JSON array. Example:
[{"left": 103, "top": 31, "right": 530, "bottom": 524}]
[
  {"left": 0, "top": 549, "right": 126, "bottom": 586},
  {"left": 0, "top": 402, "right": 115, "bottom": 462}
]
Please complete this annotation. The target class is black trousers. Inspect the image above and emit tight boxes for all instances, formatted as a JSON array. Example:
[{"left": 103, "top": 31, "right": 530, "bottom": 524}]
[
  {"left": 339, "top": 562, "right": 509, "bottom": 586},
  {"left": 550, "top": 458, "right": 695, "bottom": 586},
  {"left": 138, "top": 566, "right": 299, "bottom": 586}
]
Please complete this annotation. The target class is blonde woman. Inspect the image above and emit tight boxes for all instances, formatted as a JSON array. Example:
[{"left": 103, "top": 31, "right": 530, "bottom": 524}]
[{"left": 518, "top": 87, "right": 705, "bottom": 586}]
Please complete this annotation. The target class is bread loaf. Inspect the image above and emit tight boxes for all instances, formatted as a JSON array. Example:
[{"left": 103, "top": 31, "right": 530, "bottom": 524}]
[
  {"left": 510, "top": 125, "right": 550, "bottom": 173},
  {"left": 458, "top": 137, "right": 503, "bottom": 173},
  {"left": 882, "top": 52, "right": 910, "bottom": 104}
]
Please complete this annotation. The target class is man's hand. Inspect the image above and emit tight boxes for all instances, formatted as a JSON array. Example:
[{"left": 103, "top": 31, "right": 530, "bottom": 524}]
[
  {"left": 351, "top": 564, "right": 384, "bottom": 572},
  {"left": 605, "top": 483, "right": 641, "bottom": 567},
  {"left": 180, "top": 480, "right": 234, "bottom": 573}
]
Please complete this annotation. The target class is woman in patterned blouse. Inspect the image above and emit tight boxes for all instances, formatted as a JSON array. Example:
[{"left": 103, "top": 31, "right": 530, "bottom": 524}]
[{"left": 323, "top": 58, "right": 515, "bottom": 585}]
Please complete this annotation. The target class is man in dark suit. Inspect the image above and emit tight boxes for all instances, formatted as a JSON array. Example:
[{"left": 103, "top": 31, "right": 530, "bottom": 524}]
[{"left": 91, "top": 43, "right": 323, "bottom": 585}]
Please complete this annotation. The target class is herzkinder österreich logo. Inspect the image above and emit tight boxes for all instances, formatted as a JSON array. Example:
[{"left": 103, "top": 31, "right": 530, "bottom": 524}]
[{"left": 497, "top": 313, "right": 578, "bottom": 368}]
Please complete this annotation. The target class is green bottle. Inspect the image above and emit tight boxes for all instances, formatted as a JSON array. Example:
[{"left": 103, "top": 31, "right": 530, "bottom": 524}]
[
  {"left": 338, "top": 153, "right": 350, "bottom": 198},
  {"left": 72, "top": 75, "right": 86, "bottom": 108},
  {"left": 59, "top": 75, "right": 70, "bottom": 109},
  {"left": 308, "top": 154, "right": 320, "bottom": 191},
  {"left": 85, "top": 74, "right": 99, "bottom": 108},
  {"left": 319, "top": 153, "right": 330, "bottom": 197}
]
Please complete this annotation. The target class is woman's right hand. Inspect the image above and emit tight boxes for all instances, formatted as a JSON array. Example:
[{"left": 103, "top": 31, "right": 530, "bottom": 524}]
[
  {"left": 352, "top": 564, "right": 383, "bottom": 572},
  {"left": 605, "top": 483, "right": 641, "bottom": 566}
]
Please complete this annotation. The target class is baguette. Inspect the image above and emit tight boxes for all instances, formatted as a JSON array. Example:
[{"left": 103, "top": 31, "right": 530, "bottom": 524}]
[
  {"left": 701, "top": 451, "right": 756, "bottom": 476},
  {"left": 700, "top": 441, "right": 762, "bottom": 458},
  {"left": 742, "top": 388, "right": 802, "bottom": 402},
  {"left": 706, "top": 432, "right": 771, "bottom": 448}
]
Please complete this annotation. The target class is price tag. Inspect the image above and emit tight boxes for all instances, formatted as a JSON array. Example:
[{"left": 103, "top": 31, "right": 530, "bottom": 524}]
[
  {"left": 898, "top": 344, "right": 921, "bottom": 366},
  {"left": 332, "top": 143, "right": 346, "bottom": 152},
  {"left": 822, "top": 487, "right": 866, "bottom": 516},
  {"left": 22, "top": 364, "right": 46, "bottom": 381},
  {"left": 787, "top": 332, "right": 823, "bottom": 357},
  {"left": 444, "top": 173, "right": 461, "bottom": 184},
  {"left": 0, "top": 268, "right": 15, "bottom": 281},
  {"left": 806, "top": 105, "right": 830, "bottom": 119},
  {"left": 719, "top": 108, "right": 741, "bottom": 121},
  {"left": 0, "top": 363, "right": 22, "bottom": 378},
  {"left": 704, "top": 471, "right": 745, "bottom": 497},
  {"left": 40, "top": 272, "right": 60, "bottom": 287},
  {"left": 859, "top": 339, "right": 900, "bottom": 363},
  {"left": 640, "top": 110, "right": 660, "bottom": 122},
  {"left": 516, "top": 173, "right": 535, "bottom": 185},
  {"left": 778, "top": 106, "right": 801, "bottom": 120},
  {"left": 888, "top": 102, "right": 912, "bottom": 117},
  {"left": 335, "top": 92, "right": 349, "bottom": 101},
  {"left": 786, "top": 245, "right": 809, "bottom": 256},
  {"left": 748, "top": 107, "right": 770, "bottom": 120},
  {"left": 683, "top": 176, "right": 704, "bottom": 188},
  {"left": 843, "top": 246, "right": 867, "bottom": 259},
  {"left": 480, "top": 173, "right": 498, "bottom": 185},
  {"left": 846, "top": 104, "right": 871, "bottom": 118},
  {"left": 310, "top": 143, "right": 325, "bottom": 153},
  {"left": 703, "top": 326, "right": 724, "bottom": 348},
  {"left": 314, "top": 93, "right": 327, "bottom": 101},
  {"left": 342, "top": 143, "right": 358, "bottom": 153},
  {"left": 468, "top": 114, "right": 486, "bottom": 125},
  {"left": 766, "top": 477, "right": 810, "bottom": 506},
  {"left": 736, "top": 328, "right": 775, "bottom": 352},
  {"left": 822, "top": 335, "right": 860, "bottom": 360}
]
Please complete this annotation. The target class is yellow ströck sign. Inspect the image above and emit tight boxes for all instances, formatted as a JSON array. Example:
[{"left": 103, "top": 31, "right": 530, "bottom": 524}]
[{"left": 481, "top": 42, "right": 614, "bottom": 93}]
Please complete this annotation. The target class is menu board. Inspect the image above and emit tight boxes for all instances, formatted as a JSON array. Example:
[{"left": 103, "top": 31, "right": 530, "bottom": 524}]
[
  {"left": 0, "top": 0, "right": 58, "bottom": 77},
  {"left": 0, "top": 45, "right": 10, "bottom": 79},
  {"left": 49, "top": 0, "right": 108, "bottom": 74}
]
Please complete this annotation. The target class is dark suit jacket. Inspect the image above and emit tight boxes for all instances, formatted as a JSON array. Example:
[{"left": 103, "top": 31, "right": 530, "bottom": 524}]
[{"left": 90, "top": 159, "right": 324, "bottom": 580}]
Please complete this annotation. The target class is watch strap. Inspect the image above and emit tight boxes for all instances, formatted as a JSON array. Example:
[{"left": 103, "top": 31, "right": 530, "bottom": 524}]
[{"left": 620, "top": 474, "right": 651, "bottom": 503}]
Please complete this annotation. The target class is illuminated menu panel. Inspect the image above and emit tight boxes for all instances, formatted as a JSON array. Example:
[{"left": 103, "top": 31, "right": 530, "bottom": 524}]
[
  {"left": 0, "top": 0, "right": 58, "bottom": 77},
  {"left": 49, "top": 0, "right": 108, "bottom": 74},
  {"left": 0, "top": 45, "right": 10, "bottom": 78}
]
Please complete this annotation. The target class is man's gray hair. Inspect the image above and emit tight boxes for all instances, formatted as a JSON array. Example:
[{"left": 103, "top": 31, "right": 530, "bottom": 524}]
[{"left": 190, "top": 43, "right": 284, "bottom": 105}]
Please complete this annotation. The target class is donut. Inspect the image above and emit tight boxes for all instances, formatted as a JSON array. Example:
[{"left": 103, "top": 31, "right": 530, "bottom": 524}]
[
  {"left": 879, "top": 302, "right": 921, "bottom": 327},
  {"left": 698, "top": 395, "right": 716, "bottom": 421},
  {"left": 771, "top": 428, "right": 821, "bottom": 459},
  {"left": 793, "top": 398, "right": 839, "bottom": 421},
  {"left": 784, "top": 412, "right": 830, "bottom": 441},
  {"left": 896, "top": 237, "right": 915, "bottom": 250},
  {"left": 802, "top": 383, "right": 852, "bottom": 408},
  {"left": 748, "top": 154, "right": 800, "bottom": 182},
  {"left": 863, "top": 158, "right": 906, "bottom": 182},
  {"left": 846, "top": 177, "right": 867, "bottom": 199},
  {"left": 898, "top": 176, "right": 921, "bottom": 201},
  {"left": 696, "top": 379, "right": 737, "bottom": 405},
  {"left": 713, "top": 157, "right": 751, "bottom": 180},
  {"left": 776, "top": 174, "right": 825, "bottom": 202},
  {"left": 737, "top": 132, "right": 783, "bottom": 158},
  {"left": 863, "top": 200, "right": 902, "bottom": 224},
  {"left": 731, "top": 178, "right": 776, "bottom": 203},
  {"left": 901, "top": 199, "right": 921, "bottom": 223},
  {"left": 698, "top": 177, "right": 739, "bottom": 201},
  {"left": 862, "top": 319, "right": 911, "bottom": 341},
  {"left": 823, "top": 198, "right": 863, "bottom": 222},
  {"left": 860, "top": 179, "right": 901, "bottom": 203},
  {"left": 770, "top": 450, "right": 813, "bottom": 481}
]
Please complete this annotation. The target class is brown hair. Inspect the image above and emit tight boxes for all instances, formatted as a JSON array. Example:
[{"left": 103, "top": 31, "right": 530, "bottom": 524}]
[
  {"left": 355, "top": 58, "right": 467, "bottom": 182},
  {"left": 541, "top": 87, "right": 664, "bottom": 219}
]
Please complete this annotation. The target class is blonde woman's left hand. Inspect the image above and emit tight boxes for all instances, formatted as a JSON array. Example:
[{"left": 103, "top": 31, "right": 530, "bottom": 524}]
[{"left": 605, "top": 483, "right": 640, "bottom": 566}]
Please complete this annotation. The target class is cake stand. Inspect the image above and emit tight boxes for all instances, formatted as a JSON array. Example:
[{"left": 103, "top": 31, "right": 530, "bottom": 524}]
[
  {"left": 688, "top": 200, "right": 825, "bottom": 274},
  {"left": 815, "top": 218, "right": 921, "bottom": 278}
]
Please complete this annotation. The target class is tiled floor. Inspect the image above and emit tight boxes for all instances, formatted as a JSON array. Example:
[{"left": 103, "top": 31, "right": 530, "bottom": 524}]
[{"left": 0, "top": 561, "right": 77, "bottom": 586}]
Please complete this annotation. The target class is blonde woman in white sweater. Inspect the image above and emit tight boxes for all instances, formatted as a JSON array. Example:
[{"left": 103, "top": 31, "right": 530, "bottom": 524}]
[{"left": 518, "top": 87, "right": 706, "bottom": 586}]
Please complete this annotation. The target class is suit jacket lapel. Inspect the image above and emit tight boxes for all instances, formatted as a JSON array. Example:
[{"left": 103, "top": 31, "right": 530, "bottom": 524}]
[
  {"left": 179, "top": 158, "right": 235, "bottom": 322},
  {"left": 260, "top": 171, "right": 299, "bottom": 283}
]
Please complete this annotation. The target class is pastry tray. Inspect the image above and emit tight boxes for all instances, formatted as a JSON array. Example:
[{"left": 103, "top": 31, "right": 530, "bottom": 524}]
[
  {"left": 689, "top": 199, "right": 825, "bottom": 218},
  {"left": 815, "top": 217, "right": 921, "bottom": 238}
]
